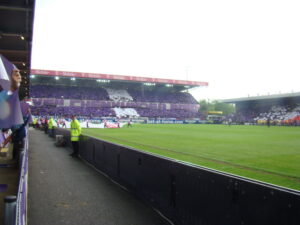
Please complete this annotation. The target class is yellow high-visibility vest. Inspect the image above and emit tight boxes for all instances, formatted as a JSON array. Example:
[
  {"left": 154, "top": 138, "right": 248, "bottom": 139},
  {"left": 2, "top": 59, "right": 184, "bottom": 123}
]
[
  {"left": 70, "top": 119, "right": 81, "bottom": 141},
  {"left": 48, "top": 118, "right": 54, "bottom": 129}
]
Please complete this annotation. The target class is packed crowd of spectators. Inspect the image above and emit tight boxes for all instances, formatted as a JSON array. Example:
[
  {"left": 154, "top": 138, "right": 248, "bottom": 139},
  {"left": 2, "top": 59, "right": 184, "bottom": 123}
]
[
  {"left": 30, "top": 85, "right": 198, "bottom": 104},
  {"left": 30, "top": 84, "right": 200, "bottom": 119},
  {"left": 31, "top": 106, "right": 116, "bottom": 117},
  {"left": 128, "top": 89, "right": 198, "bottom": 104},
  {"left": 226, "top": 105, "right": 300, "bottom": 125},
  {"left": 136, "top": 108, "right": 199, "bottom": 119},
  {"left": 30, "top": 85, "right": 109, "bottom": 100},
  {"left": 253, "top": 105, "right": 300, "bottom": 125},
  {"left": 31, "top": 105, "right": 200, "bottom": 119}
]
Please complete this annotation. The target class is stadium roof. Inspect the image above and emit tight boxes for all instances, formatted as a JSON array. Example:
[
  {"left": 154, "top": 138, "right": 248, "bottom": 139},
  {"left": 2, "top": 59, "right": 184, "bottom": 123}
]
[
  {"left": 31, "top": 69, "right": 209, "bottom": 87},
  {"left": 0, "top": 0, "right": 36, "bottom": 99},
  {"left": 220, "top": 92, "right": 300, "bottom": 103}
]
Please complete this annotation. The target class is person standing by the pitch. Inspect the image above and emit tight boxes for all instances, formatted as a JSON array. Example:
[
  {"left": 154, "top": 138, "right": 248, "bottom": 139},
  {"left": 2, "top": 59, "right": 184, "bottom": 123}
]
[
  {"left": 70, "top": 115, "right": 81, "bottom": 157},
  {"left": 127, "top": 118, "right": 133, "bottom": 128}
]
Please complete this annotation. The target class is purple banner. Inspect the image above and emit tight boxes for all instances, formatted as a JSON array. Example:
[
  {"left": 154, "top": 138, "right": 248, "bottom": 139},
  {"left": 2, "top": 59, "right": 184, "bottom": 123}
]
[
  {"left": 0, "top": 90, "right": 24, "bottom": 128},
  {"left": 0, "top": 55, "right": 23, "bottom": 128},
  {"left": 0, "top": 54, "right": 15, "bottom": 90}
]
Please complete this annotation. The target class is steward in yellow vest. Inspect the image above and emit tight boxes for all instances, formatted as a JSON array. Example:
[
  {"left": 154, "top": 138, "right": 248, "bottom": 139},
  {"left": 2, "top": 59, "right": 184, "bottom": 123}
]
[
  {"left": 70, "top": 115, "right": 81, "bottom": 157},
  {"left": 33, "top": 117, "right": 38, "bottom": 128},
  {"left": 48, "top": 118, "right": 54, "bottom": 129},
  {"left": 48, "top": 117, "right": 55, "bottom": 137}
]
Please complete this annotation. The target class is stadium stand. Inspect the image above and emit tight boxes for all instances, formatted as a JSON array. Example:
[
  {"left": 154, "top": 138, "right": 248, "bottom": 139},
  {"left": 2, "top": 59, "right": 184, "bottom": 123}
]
[
  {"left": 253, "top": 105, "right": 300, "bottom": 125},
  {"left": 30, "top": 84, "right": 200, "bottom": 119},
  {"left": 222, "top": 94, "right": 300, "bottom": 125}
]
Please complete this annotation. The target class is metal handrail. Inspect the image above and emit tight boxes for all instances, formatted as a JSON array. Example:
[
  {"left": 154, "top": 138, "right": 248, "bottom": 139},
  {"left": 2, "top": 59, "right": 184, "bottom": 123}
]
[{"left": 14, "top": 128, "right": 29, "bottom": 225}]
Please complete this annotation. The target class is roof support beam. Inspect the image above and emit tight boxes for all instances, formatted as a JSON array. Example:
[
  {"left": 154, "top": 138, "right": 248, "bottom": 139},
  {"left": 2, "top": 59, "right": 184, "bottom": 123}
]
[
  {"left": 0, "top": 49, "right": 27, "bottom": 54},
  {"left": 0, "top": 5, "right": 31, "bottom": 12},
  {"left": 0, "top": 32, "right": 27, "bottom": 37},
  {"left": 12, "top": 61, "right": 26, "bottom": 65}
]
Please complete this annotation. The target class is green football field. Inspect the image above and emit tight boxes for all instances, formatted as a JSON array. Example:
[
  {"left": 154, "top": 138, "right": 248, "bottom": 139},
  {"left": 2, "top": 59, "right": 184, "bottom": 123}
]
[{"left": 81, "top": 124, "right": 300, "bottom": 191}]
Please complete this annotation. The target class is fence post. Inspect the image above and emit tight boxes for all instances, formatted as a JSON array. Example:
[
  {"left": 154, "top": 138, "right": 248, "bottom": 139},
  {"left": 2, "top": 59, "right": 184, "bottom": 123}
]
[{"left": 4, "top": 195, "right": 16, "bottom": 225}]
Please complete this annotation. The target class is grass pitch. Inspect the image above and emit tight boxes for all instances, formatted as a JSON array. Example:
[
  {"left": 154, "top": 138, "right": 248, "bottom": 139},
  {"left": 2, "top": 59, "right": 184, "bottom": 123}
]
[{"left": 82, "top": 124, "right": 300, "bottom": 191}]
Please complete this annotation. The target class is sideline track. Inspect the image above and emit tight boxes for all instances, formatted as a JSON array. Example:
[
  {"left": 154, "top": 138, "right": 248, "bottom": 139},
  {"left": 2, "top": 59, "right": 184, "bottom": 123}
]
[{"left": 28, "top": 129, "right": 169, "bottom": 225}]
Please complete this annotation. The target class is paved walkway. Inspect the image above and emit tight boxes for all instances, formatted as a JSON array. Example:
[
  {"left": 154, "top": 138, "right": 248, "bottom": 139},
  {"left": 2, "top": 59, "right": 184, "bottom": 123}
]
[{"left": 28, "top": 129, "right": 169, "bottom": 225}]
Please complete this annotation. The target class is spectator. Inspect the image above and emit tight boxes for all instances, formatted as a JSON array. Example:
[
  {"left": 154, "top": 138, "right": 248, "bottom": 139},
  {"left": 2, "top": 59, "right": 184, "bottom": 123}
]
[
  {"left": 0, "top": 55, "right": 23, "bottom": 129},
  {"left": 127, "top": 119, "right": 133, "bottom": 128},
  {"left": 11, "top": 113, "right": 31, "bottom": 166},
  {"left": 0, "top": 57, "right": 24, "bottom": 156},
  {"left": 0, "top": 128, "right": 10, "bottom": 148},
  {"left": 48, "top": 117, "right": 55, "bottom": 137}
]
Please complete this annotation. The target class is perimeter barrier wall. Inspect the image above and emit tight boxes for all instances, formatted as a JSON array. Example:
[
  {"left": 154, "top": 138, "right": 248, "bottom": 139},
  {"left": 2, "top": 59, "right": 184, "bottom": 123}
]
[
  {"left": 3, "top": 127, "right": 29, "bottom": 225},
  {"left": 15, "top": 134, "right": 28, "bottom": 225},
  {"left": 54, "top": 128, "right": 300, "bottom": 225}
]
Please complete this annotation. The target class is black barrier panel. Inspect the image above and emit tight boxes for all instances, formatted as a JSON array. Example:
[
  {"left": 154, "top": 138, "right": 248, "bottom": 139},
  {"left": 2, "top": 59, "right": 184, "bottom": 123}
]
[
  {"left": 118, "top": 147, "right": 142, "bottom": 191},
  {"left": 173, "top": 163, "right": 300, "bottom": 225},
  {"left": 100, "top": 142, "right": 120, "bottom": 180},
  {"left": 172, "top": 164, "right": 243, "bottom": 225},
  {"left": 137, "top": 154, "right": 175, "bottom": 218},
  {"left": 78, "top": 135, "right": 88, "bottom": 160},
  {"left": 80, "top": 136, "right": 96, "bottom": 165},
  {"left": 93, "top": 140, "right": 106, "bottom": 171},
  {"left": 173, "top": 164, "right": 243, "bottom": 225}
]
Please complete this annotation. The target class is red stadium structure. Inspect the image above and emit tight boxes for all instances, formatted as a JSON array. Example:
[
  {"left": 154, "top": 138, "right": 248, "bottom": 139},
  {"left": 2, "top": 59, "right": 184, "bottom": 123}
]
[{"left": 30, "top": 69, "right": 208, "bottom": 87}]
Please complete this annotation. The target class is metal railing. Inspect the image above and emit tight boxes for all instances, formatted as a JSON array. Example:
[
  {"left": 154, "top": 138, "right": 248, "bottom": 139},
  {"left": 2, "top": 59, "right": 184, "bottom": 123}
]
[
  {"left": 4, "top": 128, "right": 29, "bottom": 225},
  {"left": 15, "top": 133, "right": 28, "bottom": 225}
]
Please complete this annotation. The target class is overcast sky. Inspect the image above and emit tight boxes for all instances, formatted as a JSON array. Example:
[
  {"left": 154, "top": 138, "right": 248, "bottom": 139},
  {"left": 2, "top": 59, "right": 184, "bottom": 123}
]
[{"left": 31, "top": 0, "right": 300, "bottom": 100}]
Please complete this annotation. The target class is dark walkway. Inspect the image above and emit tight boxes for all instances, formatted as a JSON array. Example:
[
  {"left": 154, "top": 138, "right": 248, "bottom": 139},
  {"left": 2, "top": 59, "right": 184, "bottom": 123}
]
[{"left": 28, "top": 129, "right": 168, "bottom": 225}]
